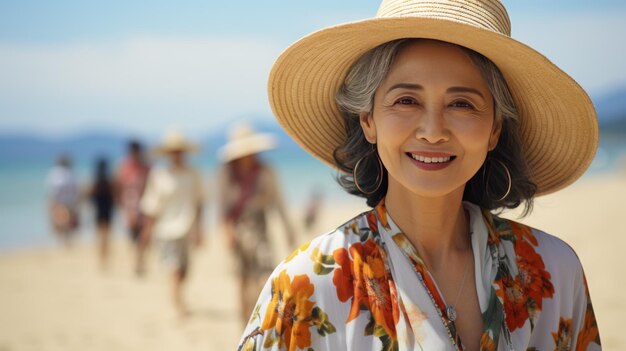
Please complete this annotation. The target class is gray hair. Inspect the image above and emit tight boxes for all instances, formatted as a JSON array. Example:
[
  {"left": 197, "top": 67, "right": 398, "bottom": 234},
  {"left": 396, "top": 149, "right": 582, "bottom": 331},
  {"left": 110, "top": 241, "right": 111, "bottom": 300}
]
[{"left": 333, "top": 38, "right": 536, "bottom": 213}]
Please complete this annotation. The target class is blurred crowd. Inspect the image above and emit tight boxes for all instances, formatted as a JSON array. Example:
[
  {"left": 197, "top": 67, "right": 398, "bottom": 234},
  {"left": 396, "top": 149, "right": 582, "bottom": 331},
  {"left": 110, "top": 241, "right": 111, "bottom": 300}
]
[{"left": 44, "top": 123, "right": 321, "bottom": 324}]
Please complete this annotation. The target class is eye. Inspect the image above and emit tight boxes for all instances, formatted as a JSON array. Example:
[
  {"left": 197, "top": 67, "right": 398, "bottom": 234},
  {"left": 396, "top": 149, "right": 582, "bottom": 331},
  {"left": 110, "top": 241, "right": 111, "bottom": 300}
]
[
  {"left": 449, "top": 99, "right": 475, "bottom": 109},
  {"left": 395, "top": 97, "right": 417, "bottom": 105}
]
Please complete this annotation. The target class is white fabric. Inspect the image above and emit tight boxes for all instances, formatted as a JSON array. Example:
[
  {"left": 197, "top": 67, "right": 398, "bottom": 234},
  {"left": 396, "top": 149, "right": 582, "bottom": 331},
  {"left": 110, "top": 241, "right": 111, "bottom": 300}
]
[
  {"left": 140, "top": 167, "right": 203, "bottom": 240},
  {"left": 46, "top": 165, "right": 80, "bottom": 208}
]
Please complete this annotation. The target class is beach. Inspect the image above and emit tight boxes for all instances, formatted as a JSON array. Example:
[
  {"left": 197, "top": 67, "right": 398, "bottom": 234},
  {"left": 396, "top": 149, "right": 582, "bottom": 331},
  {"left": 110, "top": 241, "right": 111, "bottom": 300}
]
[{"left": 0, "top": 172, "right": 624, "bottom": 350}]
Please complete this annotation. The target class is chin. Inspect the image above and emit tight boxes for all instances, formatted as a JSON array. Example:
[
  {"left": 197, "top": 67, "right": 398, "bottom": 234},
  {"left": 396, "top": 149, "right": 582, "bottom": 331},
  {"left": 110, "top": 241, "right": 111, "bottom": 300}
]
[{"left": 397, "top": 180, "right": 466, "bottom": 199}]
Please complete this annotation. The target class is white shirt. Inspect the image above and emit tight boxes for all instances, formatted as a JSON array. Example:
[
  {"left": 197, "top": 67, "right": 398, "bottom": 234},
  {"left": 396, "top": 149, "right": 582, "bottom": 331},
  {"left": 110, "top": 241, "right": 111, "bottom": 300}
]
[
  {"left": 46, "top": 165, "right": 80, "bottom": 208},
  {"left": 140, "top": 167, "right": 203, "bottom": 240}
]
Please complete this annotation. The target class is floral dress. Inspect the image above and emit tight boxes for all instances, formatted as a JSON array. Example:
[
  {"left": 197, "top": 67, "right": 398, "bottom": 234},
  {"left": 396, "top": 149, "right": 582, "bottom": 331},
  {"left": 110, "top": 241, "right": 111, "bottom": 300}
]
[{"left": 238, "top": 200, "right": 601, "bottom": 351}]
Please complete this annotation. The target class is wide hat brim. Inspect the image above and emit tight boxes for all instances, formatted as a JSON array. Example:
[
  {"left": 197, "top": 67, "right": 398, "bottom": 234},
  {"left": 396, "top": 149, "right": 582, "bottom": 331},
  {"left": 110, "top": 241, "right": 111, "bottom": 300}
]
[
  {"left": 218, "top": 133, "right": 277, "bottom": 163},
  {"left": 269, "top": 17, "right": 598, "bottom": 196},
  {"left": 153, "top": 142, "right": 200, "bottom": 155}
]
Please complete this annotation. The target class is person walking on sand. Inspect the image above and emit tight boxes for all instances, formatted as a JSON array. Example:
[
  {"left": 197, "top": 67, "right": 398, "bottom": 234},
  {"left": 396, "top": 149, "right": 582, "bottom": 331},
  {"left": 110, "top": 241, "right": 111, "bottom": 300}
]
[
  {"left": 238, "top": 0, "right": 601, "bottom": 349},
  {"left": 89, "top": 157, "right": 115, "bottom": 270},
  {"left": 217, "top": 122, "right": 296, "bottom": 325},
  {"left": 46, "top": 154, "right": 81, "bottom": 247},
  {"left": 116, "top": 140, "right": 150, "bottom": 275},
  {"left": 138, "top": 130, "right": 204, "bottom": 318}
]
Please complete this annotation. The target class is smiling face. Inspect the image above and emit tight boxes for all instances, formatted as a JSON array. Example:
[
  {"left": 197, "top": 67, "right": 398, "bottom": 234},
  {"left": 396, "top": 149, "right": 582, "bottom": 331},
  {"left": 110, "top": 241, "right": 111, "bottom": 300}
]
[{"left": 360, "top": 40, "right": 502, "bottom": 199}]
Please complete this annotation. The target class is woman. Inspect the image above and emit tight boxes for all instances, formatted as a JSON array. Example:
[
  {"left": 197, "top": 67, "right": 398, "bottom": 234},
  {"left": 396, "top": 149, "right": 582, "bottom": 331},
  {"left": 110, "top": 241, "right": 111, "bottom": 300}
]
[
  {"left": 90, "top": 157, "right": 115, "bottom": 270},
  {"left": 238, "top": 0, "right": 600, "bottom": 350},
  {"left": 116, "top": 140, "right": 150, "bottom": 276},
  {"left": 218, "top": 122, "right": 296, "bottom": 326}
]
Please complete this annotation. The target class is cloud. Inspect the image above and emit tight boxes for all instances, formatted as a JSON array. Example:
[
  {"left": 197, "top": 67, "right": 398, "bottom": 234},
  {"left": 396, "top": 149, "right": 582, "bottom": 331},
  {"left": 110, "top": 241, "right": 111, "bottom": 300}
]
[
  {"left": 1, "top": 8, "right": 625, "bottom": 137},
  {"left": 0, "top": 35, "right": 283, "bottom": 136}
]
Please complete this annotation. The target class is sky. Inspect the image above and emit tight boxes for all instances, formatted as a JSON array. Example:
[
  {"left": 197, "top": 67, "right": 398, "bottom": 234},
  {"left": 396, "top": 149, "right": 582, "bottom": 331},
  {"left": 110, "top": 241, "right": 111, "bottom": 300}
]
[{"left": 1, "top": 0, "right": 625, "bottom": 138}]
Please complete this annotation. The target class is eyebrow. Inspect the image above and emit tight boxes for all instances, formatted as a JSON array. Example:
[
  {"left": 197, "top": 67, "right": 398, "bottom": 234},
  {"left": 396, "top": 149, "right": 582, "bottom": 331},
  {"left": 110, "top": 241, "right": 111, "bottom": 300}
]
[
  {"left": 386, "top": 83, "right": 423, "bottom": 94},
  {"left": 447, "top": 86, "right": 485, "bottom": 99},
  {"left": 386, "top": 83, "right": 485, "bottom": 100}
]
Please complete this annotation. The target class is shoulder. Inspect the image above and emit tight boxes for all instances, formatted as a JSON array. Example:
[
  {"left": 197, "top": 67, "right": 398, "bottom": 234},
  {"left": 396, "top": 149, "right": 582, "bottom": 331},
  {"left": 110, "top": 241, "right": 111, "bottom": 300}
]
[
  {"left": 531, "top": 225, "right": 585, "bottom": 280},
  {"left": 498, "top": 216, "right": 584, "bottom": 279}
]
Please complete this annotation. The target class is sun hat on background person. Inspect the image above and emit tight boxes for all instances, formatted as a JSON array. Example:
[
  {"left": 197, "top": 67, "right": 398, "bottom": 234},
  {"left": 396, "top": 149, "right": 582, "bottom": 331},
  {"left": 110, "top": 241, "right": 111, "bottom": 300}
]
[
  {"left": 152, "top": 129, "right": 200, "bottom": 156},
  {"left": 217, "top": 122, "right": 277, "bottom": 163}
]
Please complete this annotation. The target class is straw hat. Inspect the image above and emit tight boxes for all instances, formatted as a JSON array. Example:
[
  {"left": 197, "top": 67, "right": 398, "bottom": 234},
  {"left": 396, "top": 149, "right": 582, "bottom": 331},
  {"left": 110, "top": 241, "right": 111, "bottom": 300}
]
[
  {"left": 218, "top": 123, "right": 277, "bottom": 163},
  {"left": 268, "top": 0, "right": 598, "bottom": 195},
  {"left": 153, "top": 129, "right": 200, "bottom": 155}
]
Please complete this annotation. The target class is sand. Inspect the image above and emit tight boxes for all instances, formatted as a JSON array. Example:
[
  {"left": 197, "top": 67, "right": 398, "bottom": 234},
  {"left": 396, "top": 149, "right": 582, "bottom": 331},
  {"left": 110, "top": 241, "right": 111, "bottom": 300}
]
[{"left": 0, "top": 173, "right": 624, "bottom": 350}]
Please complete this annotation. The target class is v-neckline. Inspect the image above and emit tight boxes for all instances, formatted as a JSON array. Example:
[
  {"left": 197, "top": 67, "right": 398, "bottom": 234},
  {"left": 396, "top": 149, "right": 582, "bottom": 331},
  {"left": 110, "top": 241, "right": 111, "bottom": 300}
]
[{"left": 371, "top": 199, "right": 508, "bottom": 350}]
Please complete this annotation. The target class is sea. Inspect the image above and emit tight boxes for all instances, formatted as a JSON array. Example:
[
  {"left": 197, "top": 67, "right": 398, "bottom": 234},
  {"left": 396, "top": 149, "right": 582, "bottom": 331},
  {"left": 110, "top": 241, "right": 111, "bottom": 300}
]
[{"left": 1, "top": 136, "right": 624, "bottom": 251}]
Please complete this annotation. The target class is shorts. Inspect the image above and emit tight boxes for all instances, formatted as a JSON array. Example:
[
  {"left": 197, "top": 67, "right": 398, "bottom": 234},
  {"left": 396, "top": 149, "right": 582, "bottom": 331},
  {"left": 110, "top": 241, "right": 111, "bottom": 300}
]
[{"left": 159, "top": 237, "right": 189, "bottom": 273}]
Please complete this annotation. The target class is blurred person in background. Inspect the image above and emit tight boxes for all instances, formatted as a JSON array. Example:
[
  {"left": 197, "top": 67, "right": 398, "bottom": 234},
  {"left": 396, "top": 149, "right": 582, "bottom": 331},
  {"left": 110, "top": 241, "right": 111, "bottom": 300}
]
[
  {"left": 116, "top": 140, "right": 150, "bottom": 275},
  {"left": 46, "top": 154, "right": 80, "bottom": 247},
  {"left": 89, "top": 156, "right": 115, "bottom": 271},
  {"left": 217, "top": 122, "right": 296, "bottom": 325},
  {"left": 139, "top": 130, "right": 204, "bottom": 319}
]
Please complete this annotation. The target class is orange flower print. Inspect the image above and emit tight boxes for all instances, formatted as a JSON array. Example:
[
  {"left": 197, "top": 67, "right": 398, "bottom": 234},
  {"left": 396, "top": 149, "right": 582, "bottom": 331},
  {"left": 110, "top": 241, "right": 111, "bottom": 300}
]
[
  {"left": 552, "top": 317, "right": 572, "bottom": 351},
  {"left": 261, "top": 270, "right": 335, "bottom": 351},
  {"left": 515, "top": 239, "right": 554, "bottom": 311},
  {"left": 479, "top": 331, "right": 497, "bottom": 351},
  {"left": 576, "top": 275, "right": 601, "bottom": 350},
  {"left": 508, "top": 220, "right": 538, "bottom": 246},
  {"left": 499, "top": 220, "right": 555, "bottom": 332},
  {"left": 499, "top": 275, "right": 529, "bottom": 331},
  {"left": 372, "top": 200, "right": 391, "bottom": 230},
  {"left": 366, "top": 211, "right": 378, "bottom": 233},
  {"left": 332, "top": 239, "right": 399, "bottom": 339}
]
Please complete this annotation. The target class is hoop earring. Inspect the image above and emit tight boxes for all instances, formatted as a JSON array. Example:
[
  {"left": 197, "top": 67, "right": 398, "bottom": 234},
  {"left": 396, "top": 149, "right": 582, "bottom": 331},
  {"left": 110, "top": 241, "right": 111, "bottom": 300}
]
[
  {"left": 353, "top": 145, "right": 383, "bottom": 195},
  {"left": 482, "top": 157, "right": 512, "bottom": 202}
]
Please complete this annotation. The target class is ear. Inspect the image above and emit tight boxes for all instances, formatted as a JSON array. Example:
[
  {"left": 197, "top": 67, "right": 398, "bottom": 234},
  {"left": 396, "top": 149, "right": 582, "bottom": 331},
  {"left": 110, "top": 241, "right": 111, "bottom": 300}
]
[
  {"left": 359, "top": 112, "right": 377, "bottom": 144},
  {"left": 488, "top": 116, "right": 503, "bottom": 151}
]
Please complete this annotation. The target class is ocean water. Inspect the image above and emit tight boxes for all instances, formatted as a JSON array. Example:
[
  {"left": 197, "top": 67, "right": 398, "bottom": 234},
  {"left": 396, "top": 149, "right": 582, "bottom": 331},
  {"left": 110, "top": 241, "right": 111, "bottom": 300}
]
[
  {"left": 0, "top": 149, "right": 351, "bottom": 250},
  {"left": 1, "top": 137, "right": 625, "bottom": 251}
]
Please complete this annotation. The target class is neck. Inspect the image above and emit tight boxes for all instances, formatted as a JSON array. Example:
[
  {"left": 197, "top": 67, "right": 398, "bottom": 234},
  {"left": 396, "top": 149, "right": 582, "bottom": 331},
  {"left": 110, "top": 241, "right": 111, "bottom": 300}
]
[
  {"left": 170, "top": 161, "right": 186, "bottom": 170},
  {"left": 384, "top": 180, "right": 470, "bottom": 271}
]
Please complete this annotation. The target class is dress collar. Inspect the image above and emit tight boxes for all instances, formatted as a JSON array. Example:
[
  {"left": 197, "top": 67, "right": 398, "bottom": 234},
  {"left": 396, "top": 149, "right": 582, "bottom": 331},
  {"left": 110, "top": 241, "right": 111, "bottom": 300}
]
[{"left": 371, "top": 198, "right": 512, "bottom": 350}]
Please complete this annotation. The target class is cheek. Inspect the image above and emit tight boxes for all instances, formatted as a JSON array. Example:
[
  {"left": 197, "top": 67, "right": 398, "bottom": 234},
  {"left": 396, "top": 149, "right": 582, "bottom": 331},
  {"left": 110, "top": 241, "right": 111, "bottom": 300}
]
[
  {"left": 374, "top": 115, "right": 414, "bottom": 155},
  {"left": 451, "top": 118, "right": 494, "bottom": 151}
]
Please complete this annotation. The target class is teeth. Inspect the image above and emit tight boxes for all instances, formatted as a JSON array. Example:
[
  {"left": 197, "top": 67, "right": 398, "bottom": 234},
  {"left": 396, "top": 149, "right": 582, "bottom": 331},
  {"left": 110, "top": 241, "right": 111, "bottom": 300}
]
[{"left": 410, "top": 154, "right": 452, "bottom": 163}]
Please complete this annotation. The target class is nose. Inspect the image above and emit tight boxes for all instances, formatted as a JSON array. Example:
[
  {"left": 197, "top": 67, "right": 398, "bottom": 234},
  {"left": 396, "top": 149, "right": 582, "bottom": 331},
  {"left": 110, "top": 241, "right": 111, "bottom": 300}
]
[{"left": 415, "top": 107, "right": 449, "bottom": 144}]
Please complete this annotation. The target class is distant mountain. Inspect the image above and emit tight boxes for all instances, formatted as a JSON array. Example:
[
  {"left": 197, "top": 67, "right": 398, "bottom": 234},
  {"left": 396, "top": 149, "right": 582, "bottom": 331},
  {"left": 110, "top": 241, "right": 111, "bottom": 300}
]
[
  {"left": 0, "top": 132, "right": 128, "bottom": 163},
  {"left": 0, "top": 122, "right": 309, "bottom": 166}
]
